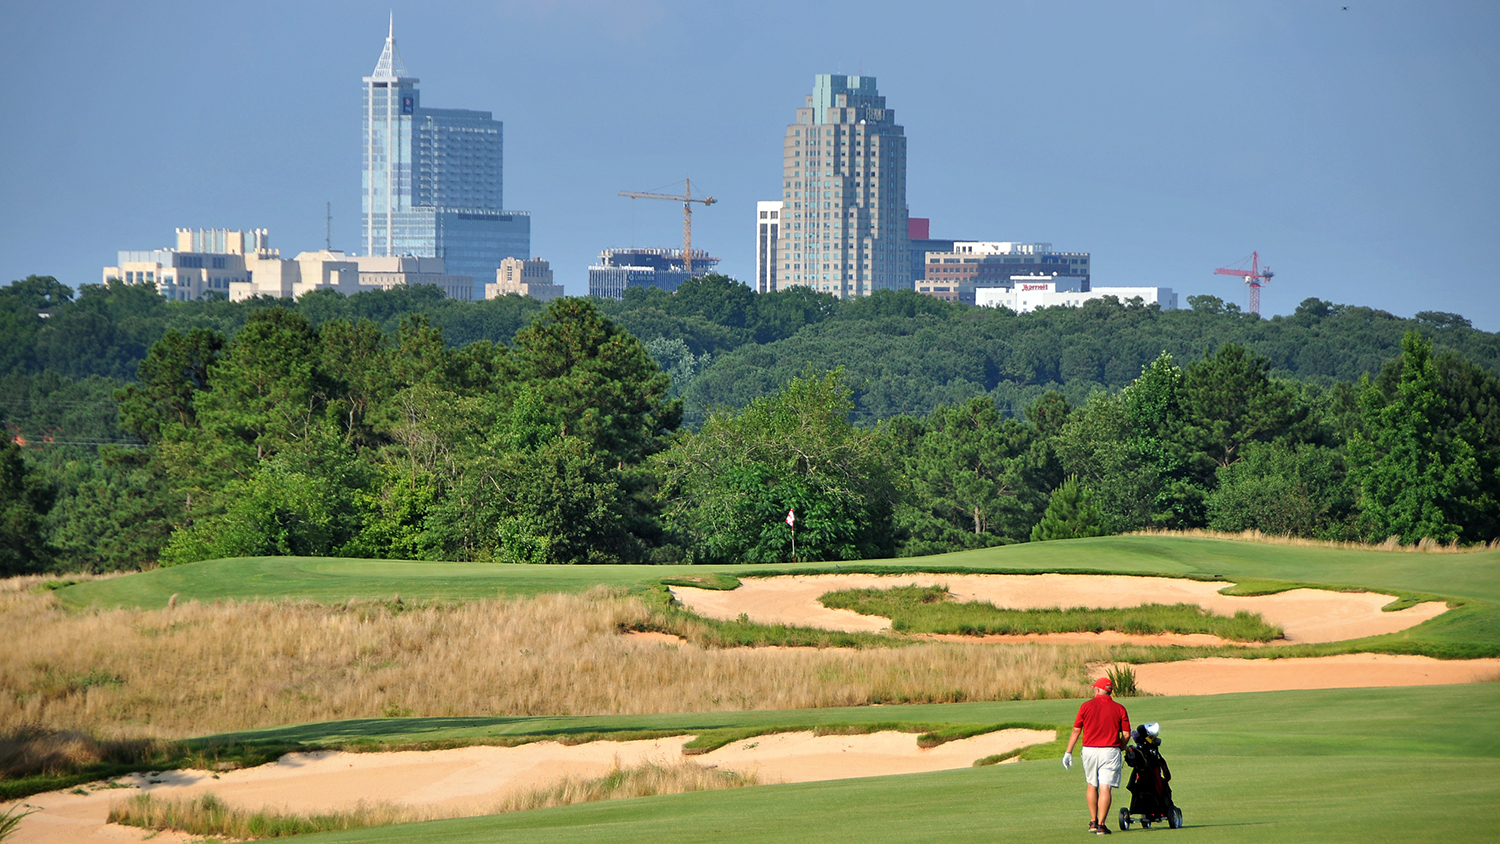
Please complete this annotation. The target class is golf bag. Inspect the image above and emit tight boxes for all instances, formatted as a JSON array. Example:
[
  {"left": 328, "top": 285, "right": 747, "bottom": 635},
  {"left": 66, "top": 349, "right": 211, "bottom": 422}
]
[{"left": 1119, "top": 723, "right": 1182, "bottom": 830}]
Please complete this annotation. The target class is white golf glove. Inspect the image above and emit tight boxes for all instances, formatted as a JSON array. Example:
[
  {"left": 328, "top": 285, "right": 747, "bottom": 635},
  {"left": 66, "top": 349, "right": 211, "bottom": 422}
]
[{"left": 1062, "top": 752, "right": 1073, "bottom": 770}]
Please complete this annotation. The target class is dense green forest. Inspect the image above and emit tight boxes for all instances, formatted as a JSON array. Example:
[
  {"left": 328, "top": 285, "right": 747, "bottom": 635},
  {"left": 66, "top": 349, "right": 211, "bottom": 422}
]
[{"left": 2, "top": 272, "right": 1497, "bottom": 574}]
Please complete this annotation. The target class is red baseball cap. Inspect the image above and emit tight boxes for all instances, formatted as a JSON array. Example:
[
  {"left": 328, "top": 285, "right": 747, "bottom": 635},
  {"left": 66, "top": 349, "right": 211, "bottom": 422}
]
[{"left": 1092, "top": 677, "right": 1114, "bottom": 691}]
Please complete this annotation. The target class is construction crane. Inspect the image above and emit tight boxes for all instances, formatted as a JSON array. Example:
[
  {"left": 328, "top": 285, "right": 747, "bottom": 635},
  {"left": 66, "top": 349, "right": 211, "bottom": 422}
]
[
  {"left": 618, "top": 179, "right": 716, "bottom": 274},
  {"left": 1214, "top": 251, "right": 1274, "bottom": 315}
]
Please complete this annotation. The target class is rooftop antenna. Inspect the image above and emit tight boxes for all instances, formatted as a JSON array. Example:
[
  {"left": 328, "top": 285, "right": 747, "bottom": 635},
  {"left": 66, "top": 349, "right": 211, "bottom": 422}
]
[{"left": 325, "top": 201, "right": 332, "bottom": 250}]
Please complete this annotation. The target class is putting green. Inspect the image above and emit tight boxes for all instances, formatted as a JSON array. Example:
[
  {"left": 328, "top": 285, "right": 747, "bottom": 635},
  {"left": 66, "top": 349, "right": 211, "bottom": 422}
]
[{"left": 229, "top": 684, "right": 1500, "bottom": 843}]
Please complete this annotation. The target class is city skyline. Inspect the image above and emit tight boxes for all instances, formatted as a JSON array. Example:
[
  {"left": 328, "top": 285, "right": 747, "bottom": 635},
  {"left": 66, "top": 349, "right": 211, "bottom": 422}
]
[{"left": 1, "top": 2, "right": 1497, "bottom": 328}]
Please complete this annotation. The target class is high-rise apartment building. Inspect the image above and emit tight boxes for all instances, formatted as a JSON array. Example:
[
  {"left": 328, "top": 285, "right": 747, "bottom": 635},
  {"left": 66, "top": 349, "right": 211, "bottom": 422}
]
[
  {"left": 755, "top": 200, "right": 782, "bottom": 293},
  {"left": 362, "top": 21, "right": 529, "bottom": 296},
  {"left": 777, "top": 75, "right": 909, "bottom": 298}
]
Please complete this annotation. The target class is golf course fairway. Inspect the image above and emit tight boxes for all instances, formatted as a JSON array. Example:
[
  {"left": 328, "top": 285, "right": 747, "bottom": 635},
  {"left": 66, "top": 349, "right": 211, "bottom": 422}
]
[{"left": 250, "top": 684, "right": 1499, "bottom": 843}]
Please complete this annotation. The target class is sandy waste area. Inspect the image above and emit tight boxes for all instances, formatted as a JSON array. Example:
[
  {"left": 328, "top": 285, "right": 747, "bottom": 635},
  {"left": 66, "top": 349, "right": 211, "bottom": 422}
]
[
  {"left": 668, "top": 573, "right": 1497, "bottom": 695},
  {"left": 5, "top": 729, "right": 1052, "bottom": 844},
  {"left": 669, "top": 573, "right": 1450, "bottom": 645},
  {"left": 1128, "top": 653, "right": 1500, "bottom": 695}
]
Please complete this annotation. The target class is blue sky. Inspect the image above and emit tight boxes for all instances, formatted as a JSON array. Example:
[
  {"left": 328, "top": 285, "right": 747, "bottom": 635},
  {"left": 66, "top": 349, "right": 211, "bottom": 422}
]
[{"left": 2, "top": 1, "right": 1496, "bottom": 328}]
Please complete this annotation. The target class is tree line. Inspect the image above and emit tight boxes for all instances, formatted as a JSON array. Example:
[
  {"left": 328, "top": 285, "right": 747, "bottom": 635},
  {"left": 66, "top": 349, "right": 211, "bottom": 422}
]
[{"left": 1, "top": 274, "right": 1497, "bottom": 574}]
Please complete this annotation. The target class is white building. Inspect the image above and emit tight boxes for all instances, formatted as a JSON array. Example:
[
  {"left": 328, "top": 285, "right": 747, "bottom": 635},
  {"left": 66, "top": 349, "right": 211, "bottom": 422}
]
[
  {"left": 755, "top": 200, "right": 782, "bottom": 293},
  {"left": 976, "top": 279, "right": 1177, "bottom": 313}
]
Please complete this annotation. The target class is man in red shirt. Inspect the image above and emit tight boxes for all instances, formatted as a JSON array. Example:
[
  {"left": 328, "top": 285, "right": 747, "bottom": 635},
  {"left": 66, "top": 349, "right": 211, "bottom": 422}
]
[{"left": 1063, "top": 677, "right": 1131, "bottom": 834}]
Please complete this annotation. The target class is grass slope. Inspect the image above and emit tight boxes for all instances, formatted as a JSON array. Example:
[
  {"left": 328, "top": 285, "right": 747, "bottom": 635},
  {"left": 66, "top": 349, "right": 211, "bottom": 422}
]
[
  {"left": 56, "top": 536, "right": 1500, "bottom": 654},
  {"left": 233, "top": 684, "right": 1499, "bottom": 844}
]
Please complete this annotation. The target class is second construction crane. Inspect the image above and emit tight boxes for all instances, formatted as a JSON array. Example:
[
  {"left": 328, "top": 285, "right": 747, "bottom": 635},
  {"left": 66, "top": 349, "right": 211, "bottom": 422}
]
[
  {"left": 1214, "top": 251, "right": 1274, "bottom": 315},
  {"left": 618, "top": 179, "right": 716, "bottom": 275}
]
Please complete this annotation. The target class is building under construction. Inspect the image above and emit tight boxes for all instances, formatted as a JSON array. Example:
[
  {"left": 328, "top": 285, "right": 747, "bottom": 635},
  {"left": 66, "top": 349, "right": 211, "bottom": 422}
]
[{"left": 586, "top": 247, "right": 719, "bottom": 300}]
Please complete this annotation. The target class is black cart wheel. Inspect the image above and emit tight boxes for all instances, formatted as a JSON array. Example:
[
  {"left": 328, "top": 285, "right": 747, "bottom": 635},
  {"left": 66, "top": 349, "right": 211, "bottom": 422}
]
[
  {"left": 1168, "top": 807, "right": 1183, "bottom": 829},
  {"left": 1119, "top": 808, "right": 1131, "bottom": 830},
  {"left": 1142, "top": 820, "right": 1152, "bottom": 829}
]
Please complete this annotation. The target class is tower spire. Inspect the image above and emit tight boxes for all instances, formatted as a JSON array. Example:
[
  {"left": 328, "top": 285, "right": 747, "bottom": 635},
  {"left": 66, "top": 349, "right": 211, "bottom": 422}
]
[{"left": 371, "top": 14, "right": 408, "bottom": 80}]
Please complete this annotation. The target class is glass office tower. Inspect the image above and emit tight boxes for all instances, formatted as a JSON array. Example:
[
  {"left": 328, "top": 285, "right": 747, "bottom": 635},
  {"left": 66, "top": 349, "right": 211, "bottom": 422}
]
[{"left": 361, "top": 22, "right": 529, "bottom": 293}]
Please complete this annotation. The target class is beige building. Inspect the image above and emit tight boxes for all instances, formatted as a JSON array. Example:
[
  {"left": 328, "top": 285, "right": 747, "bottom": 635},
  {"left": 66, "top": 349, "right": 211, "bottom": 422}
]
[
  {"left": 104, "top": 228, "right": 268, "bottom": 301},
  {"left": 351, "top": 255, "right": 475, "bottom": 300},
  {"left": 104, "top": 227, "right": 474, "bottom": 302},
  {"left": 231, "top": 252, "right": 474, "bottom": 301},
  {"left": 777, "top": 75, "right": 910, "bottom": 299},
  {"left": 485, "top": 257, "right": 562, "bottom": 301}
]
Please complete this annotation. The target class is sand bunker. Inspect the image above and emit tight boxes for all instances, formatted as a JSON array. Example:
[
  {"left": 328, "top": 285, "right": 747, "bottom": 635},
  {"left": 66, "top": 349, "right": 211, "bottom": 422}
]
[
  {"left": 670, "top": 574, "right": 1449, "bottom": 644},
  {"left": 1128, "top": 654, "right": 1500, "bottom": 696},
  {"left": 7, "top": 729, "right": 1052, "bottom": 844}
]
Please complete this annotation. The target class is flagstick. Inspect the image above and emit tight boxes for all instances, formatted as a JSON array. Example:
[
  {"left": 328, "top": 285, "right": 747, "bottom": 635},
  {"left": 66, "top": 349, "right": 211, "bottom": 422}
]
[{"left": 791, "top": 525, "right": 796, "bottom": 564}]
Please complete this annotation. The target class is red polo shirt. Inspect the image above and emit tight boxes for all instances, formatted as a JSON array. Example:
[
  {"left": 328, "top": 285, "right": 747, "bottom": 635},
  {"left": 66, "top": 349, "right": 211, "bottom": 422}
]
[{"left": 1075, "top": 695, "right": 1130, "bottom": 748}]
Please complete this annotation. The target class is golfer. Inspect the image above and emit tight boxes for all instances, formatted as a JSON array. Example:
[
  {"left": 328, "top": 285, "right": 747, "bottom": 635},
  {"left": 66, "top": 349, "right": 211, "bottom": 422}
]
[{"left": 1063, "top": 677, "right": 1130, "bottom": 834}]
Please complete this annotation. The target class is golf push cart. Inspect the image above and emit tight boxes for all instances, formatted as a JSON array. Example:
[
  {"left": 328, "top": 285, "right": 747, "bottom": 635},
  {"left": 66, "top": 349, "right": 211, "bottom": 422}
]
[{"left": 1118, "top": 722, "right": 1183, "bottom": 830}]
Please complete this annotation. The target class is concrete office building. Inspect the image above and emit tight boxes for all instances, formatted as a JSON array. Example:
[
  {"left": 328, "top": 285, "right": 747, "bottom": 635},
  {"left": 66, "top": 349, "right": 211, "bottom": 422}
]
[
  {"left": 755, "top": 200, "right": 782, "bottom": 293},
  {"left": 976, "top": 280, "right": 1176, "bottom": 313},
  {"left": 587, "top": 248, "right": 719, "bottom": 300},
  {"left": 778, "top": 75, "right": 909, "bottom": 298},
  {"left": 105, "top": 228, "right": 269, "bottom": 301},
  {"left": 227, "top": 251, "right": 474, "bottom": 301},
  {"left": 101, "top": 226, "right": 473, "bottom": 302},
  {"left": 486, "top": 257, "right": 563, "bottom": 302},
  {"left": 352, "top": 255, "right": 474, "bottom": 300},
  {"left": 362, "top": 21, "right": 529, "bottom": 297},
  {"left": 916, "top": 241, "right": 1091, "bottom": 305}
]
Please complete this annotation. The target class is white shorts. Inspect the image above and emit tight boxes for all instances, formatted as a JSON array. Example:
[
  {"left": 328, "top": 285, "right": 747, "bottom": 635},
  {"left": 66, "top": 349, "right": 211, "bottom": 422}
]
[{"left": 1082, "top": 746, "right": 1122, "bottom": 788}]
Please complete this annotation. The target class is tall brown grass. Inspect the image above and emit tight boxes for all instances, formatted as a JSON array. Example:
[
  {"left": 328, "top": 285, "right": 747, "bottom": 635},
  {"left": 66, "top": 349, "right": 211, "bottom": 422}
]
[
  {"left": 108, "top": 792, "right": 428, "bottom": 838},
  {"left": 108, "top": 761, "right": 756, "bottom": 838},
  {"left": 0, "top": 572, "right": 120, "bottom": 593},
  {"left": 1131, "top": 528, "right": 1500, "bottom": 553},
  {"left": 493, "top": 759, "right": 757, "bottom": 813},
  {"left": 0, "top": 584, "right": 1101, "bottom": 748}
]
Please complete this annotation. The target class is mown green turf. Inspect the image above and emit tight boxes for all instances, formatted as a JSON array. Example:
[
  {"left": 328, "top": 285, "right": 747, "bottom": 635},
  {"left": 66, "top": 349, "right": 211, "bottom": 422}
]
[
  {"left": 819, "top": 585, "right": 1283, "bottom": 641},
  {"left": 58, "top": 537, "right": 1500, "bottom": 609},
  {"left": 228, "top": 684, "right": 1498, "bottom": 844},
  {"left": 54, "top": 536, "right": 1500, "bottom": 655}
]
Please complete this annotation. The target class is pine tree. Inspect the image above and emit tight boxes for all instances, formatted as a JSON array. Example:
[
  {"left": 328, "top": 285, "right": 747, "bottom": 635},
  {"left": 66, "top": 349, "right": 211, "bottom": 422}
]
[{"left": 1030, "top": 476, "right": 1107, "bottom": 542}]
